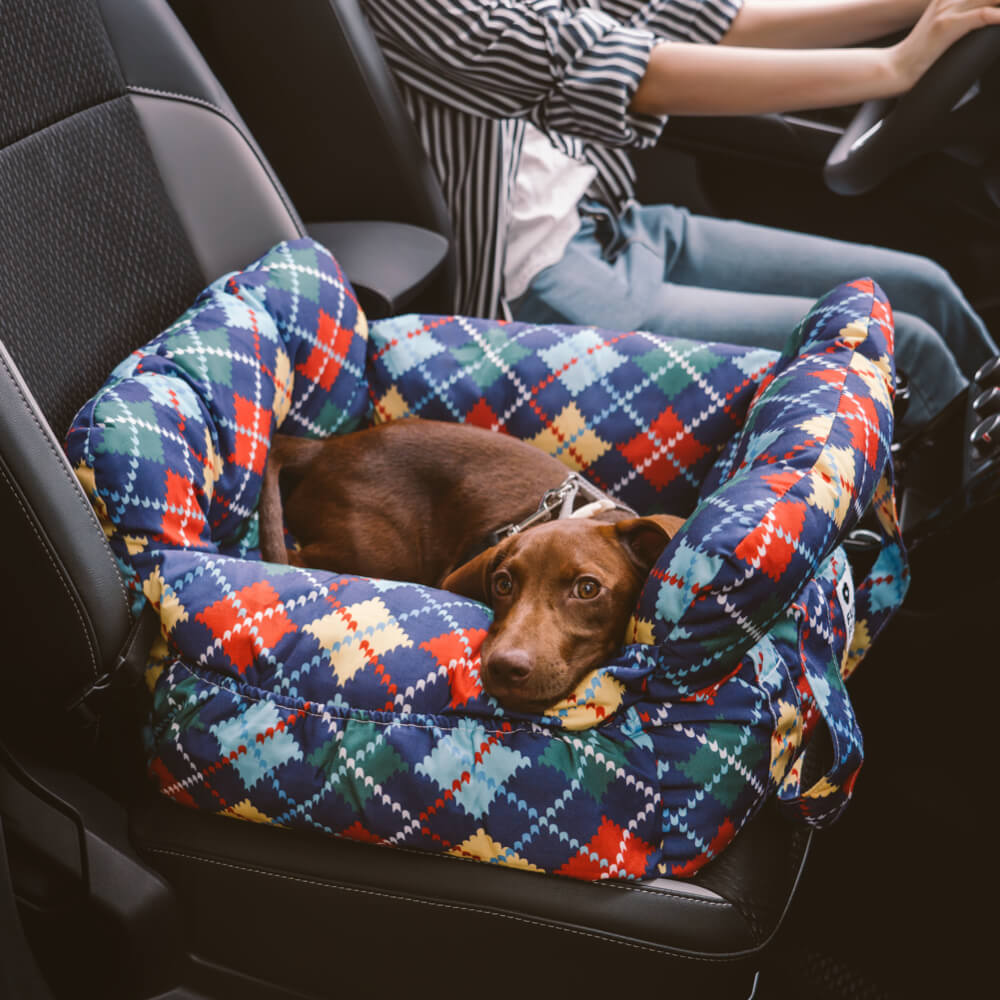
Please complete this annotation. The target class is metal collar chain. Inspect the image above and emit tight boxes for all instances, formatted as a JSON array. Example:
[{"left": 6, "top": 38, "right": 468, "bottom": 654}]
[{"left": 490, "top": 474, "right": 636, "bottom": 543}]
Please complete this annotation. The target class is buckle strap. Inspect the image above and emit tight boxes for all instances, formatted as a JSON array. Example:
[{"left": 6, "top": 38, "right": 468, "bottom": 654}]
[{"left": 66, "top": 600, "right": 160, "bottom": 720}]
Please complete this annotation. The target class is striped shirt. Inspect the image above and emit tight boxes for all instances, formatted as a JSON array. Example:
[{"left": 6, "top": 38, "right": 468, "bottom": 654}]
[{"left": 360, "top": 0, "right": 743, "bottom": 318}]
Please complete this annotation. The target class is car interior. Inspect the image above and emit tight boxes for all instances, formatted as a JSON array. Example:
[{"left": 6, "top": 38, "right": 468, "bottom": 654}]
[{"left": 1, "top": 1, "right": 997, "bottom": 998}]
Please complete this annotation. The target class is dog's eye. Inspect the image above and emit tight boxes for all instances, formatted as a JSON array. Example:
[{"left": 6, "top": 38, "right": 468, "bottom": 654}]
[
  {"left": 574, "top": 577, "right": 601, "bottom": 599},
  {"left": 492, "top": 571, "right": 513, "bottom": 598}
]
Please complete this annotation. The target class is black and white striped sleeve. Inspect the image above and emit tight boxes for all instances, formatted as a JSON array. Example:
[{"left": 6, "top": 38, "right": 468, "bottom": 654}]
[
  {"left": 599, "top": 0, "right": 743, "bottom": 45},
  {"left": 362, "top": 0, "right": 670, "bottom": 147}
]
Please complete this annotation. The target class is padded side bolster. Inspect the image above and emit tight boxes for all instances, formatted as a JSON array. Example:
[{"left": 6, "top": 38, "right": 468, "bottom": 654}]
[
  {"left": 1, "top": 342, "right": 132, "bottom": 708},
  {"left": 637, "top": 279, "right": 898, "bottom": 688},
  {"left": 365, "top": 313, "right": 777, "bottom": 517}
]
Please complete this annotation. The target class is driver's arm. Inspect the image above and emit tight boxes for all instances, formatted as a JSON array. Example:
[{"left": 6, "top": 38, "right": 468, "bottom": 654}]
[
  {"left": 633, "top": 41, "right": 900, "bottom": 114},
  {"left": 631, "top": 0, "right": 1000, "bottom": 115},
  {"left": 722, "top": 0, "right": 930, "bottom": 48}
]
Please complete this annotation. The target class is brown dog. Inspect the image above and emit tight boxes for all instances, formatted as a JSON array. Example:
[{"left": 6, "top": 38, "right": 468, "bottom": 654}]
[{"left": 259, "top": 418, "right": 683, "bottom": 711}]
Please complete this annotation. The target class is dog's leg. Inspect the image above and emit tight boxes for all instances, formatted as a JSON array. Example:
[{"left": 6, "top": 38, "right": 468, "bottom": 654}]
[{"left": 258, "top": 450, "right": 289, "bottom": 564}]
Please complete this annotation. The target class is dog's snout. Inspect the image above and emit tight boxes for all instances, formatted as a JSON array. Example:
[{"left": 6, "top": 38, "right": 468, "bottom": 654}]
[{"left": 489, "top": 648, "right": 533, "bottom": 686}]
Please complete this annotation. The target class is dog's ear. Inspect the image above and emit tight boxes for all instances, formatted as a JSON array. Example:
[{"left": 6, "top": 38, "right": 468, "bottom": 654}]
[
  {"left": 614, "top": 515, "right": 685, "bottom": 575},
  {"left": 439, "top": 546, "right": 499, "bottom": 603}
]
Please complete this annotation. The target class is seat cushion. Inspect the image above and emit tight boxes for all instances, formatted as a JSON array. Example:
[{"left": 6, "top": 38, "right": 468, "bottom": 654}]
[{"left": 65, "top": 238, "right": 906, "bottom": 880}]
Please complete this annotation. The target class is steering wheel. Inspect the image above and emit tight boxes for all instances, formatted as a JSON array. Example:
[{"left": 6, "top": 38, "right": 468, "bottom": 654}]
[{"left": 824, "top": 26, "right": 1000, "bottom": 196}]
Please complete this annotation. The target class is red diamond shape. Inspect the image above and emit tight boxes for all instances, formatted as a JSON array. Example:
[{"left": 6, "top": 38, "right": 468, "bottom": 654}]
[
  {"left": 556, "top": 816, "right": 654, "bottom": 880},
  {"left": 295, "top": 309, "right": 355, "bottom": 391},
  {"left": 196, "top": 579, "right": 297, "bottom": 672},
  {"left": 621, "top": 407, "right": 708, "bottom": 487},
  {"left": 232, "top": 395, "right": 272, "bottom": 474},
  {"left": 421, "top": 628, "right": 486, "bottom": 708},
  {"left": 161, "top": 468, "right": 206, "bottom": 547},
  {"left": 463, "top": 399, "right": 501, "bottom": 431},
  {"left": 734, "top": 498, "right": 807, "bottom": 581}
]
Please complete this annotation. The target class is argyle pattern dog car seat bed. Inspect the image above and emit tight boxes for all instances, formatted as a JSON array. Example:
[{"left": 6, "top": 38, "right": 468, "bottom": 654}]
[{"left": 66, "top": 238, "right": 907, "bottom": 880}]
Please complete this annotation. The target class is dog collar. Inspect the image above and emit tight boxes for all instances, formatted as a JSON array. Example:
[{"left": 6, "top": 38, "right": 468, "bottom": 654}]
[{"left": 487, "top": 474, "right": 637, "bottom": 546}]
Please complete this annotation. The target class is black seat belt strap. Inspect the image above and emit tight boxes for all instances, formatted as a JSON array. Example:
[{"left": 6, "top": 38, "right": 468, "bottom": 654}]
[{"left": 65, "top": 599, "right": 160, "bottom": 733}]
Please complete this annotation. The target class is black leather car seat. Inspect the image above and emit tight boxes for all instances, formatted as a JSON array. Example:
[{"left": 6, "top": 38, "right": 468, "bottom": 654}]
[
  {"left": 0, "top": 1, "right": 812, "bottom": 996},
  {"left": 169, "top": 0, "right": 456, "bottom": 318}
]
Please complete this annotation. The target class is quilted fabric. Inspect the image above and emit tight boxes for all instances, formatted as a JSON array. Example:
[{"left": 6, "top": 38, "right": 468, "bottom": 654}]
[{"left": 66, "top": 238, "right": 907, "bottom": 879}]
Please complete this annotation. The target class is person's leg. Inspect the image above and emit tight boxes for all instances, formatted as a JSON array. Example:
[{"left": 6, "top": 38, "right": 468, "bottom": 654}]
[
  {"left": 508, "top": 211, "right": 656, "bottom": 332},
  {"left": 660, "top": 206, "right": 997, "bottom": 380}
]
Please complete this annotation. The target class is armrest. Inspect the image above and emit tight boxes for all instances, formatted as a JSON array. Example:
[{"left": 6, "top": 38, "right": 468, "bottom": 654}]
[{"left": 307, "top": 220, "right": 450, "bottom": 319}]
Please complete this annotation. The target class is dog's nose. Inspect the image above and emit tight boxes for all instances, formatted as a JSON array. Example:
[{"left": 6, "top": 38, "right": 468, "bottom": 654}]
[{"left": 488, "top": 649, "right": 533, "bottom": 687}]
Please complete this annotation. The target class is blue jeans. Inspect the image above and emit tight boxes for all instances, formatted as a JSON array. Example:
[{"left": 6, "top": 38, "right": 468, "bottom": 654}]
[{"left": 509, "top": 200, "right": 998, "bottom": 431}]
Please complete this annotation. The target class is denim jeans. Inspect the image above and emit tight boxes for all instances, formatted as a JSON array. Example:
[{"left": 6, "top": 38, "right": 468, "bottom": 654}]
[{"left": 509, "top": 199, "right": 998, "bottom": 431}]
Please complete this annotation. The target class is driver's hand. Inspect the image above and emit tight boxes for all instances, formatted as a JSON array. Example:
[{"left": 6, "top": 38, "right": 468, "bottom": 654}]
[{"left": 894, "top": 0, "right": 1000, "bottom": 87}]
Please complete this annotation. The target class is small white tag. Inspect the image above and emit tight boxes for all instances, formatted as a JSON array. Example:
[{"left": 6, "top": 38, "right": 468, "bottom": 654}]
[
  {"left": 569, "top": 498, "right": 617, "bottom": 520},
  {"left": 835, "top": 566, "right": 856, "bottom": 646}
]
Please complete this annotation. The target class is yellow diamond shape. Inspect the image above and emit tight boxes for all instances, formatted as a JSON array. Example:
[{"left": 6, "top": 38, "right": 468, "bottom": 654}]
[
  {"left": 838, "top": 316, "right": 870, "bottom": 349},
  {"left": 769, "top": 697, "right": 803, "bottom": 784},
  {"left": 142, "top": 567, "right": 187, "bottom": 634},
  {"left": 805, "top": 443, "right": 857, "bottom": 527},
  {"left": 450, "top": 829, "right": 543, "bottom": 872},
  {"left": 305, "top": 597, "right": 412, "bottom": 684},
  {"left": 124, "top": 534, "right": 148, "bottom": 556},
  {"left": 849, "top": 352, "right": 892, "bottom": 411},
  {"left": 626, "top": 616, "right": 656, "bottom": 646},
  {"left": 530, "top": 401, "right": 609, "bottom": 472},
  {"left": 202, "top": 427, "right": 225, "bottom": 500},
  {"left": 221, "top": 799, "right": 277, "bottom": 824},
  {"left": 373, "top": 384, "right": 411, "bottom": 423},
  {"left": 798, "top": 413, "right": 833, "bottom": 443},
  {"left": 74, "top": 461, "right": 111, "bottom": 528},
  {"left": 272, "top": 348, "right": 294, "bottom": 429},
  {"left": 548, "top": 670, "right": 625, "bottom": 732},
  {"left": 843, "top": 616, "right": 873, "bottom": 681}
]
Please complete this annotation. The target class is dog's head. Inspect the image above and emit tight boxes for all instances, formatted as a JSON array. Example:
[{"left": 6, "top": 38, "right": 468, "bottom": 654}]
[{"left": 440, "top": 514, "right": 683, "bottom": 713}]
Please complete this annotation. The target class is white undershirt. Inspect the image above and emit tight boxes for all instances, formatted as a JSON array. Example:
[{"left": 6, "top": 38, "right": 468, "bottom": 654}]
[{"left": 503, "top": 123, "right": 598, "bottom": 302}]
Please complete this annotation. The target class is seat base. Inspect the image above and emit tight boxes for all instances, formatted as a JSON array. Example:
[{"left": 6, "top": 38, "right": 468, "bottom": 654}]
[{"left": 130, "top": 793, "right": 810, "bottom": 997}]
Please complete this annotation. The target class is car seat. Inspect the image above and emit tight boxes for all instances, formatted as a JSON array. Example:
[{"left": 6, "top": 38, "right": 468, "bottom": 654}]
[
  {"left": 168, "top": 0, "right": 456, "bottom": 320},
  {"left": 0, "top": 1, "right": 900, "bottom": 997}
]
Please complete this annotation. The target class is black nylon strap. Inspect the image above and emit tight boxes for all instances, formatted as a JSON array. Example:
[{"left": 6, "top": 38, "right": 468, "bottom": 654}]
[{"left": 66, "top": 599, "right": 160, "bottom": 730}]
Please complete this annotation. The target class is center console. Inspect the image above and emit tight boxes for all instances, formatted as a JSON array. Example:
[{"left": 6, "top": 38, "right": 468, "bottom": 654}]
[{"left": 897, "top": 355, "right": 1000, "bottom": 537}]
